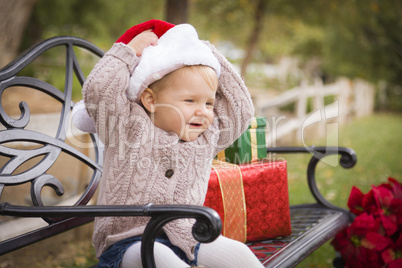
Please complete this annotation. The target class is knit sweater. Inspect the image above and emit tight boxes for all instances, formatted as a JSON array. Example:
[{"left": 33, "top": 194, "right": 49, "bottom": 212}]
[{"left": 83, "top": 42, "right": 254, "bottom": 260}]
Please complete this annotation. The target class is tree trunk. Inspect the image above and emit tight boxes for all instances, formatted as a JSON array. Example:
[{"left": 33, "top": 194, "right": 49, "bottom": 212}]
[
  {"left": 0, "top": 0, "right": 38, "bottom": 68},
  {"left": 165, "top": 0, "right": 188, "bottom": 24},
  {"left": 240, "top": 0, "right": 267, "bottom": 78}
]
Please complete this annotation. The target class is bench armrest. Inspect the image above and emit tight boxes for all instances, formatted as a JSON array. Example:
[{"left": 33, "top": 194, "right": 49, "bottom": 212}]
[
  {"left": 267, "top": 146, "right": 357, "bottom": 220},
  {"left": 0, "top": 202, "right": 222, "bottom": 268}
]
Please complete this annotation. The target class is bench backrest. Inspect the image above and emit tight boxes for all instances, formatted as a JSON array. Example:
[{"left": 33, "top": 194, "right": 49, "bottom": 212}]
[{"left": 0, "top": 37, "right": 105, "bottom": 254}]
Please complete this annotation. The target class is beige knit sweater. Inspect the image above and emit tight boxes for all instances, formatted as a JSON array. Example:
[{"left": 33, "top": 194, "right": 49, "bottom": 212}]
[{"left": 83, "top": 41, "right": 254, "bottom": 260}]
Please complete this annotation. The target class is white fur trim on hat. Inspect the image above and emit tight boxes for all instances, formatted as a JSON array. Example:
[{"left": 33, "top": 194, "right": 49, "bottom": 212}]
[{"left": 127, "top": 24, "right": 221, "bottom": 102}]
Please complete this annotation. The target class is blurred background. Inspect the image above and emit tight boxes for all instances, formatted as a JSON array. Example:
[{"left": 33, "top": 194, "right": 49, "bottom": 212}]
[
  {"left": 1, "top": 0, "right": 401, "bottom": 110},
  {"left": 0, "top": 0, "right": 401, "bottom": 267}
]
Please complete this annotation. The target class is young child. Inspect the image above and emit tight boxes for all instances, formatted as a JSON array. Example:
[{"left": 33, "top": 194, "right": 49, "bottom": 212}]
[{"left": 74, "top": 20, "right": 263, "bottom": 268}]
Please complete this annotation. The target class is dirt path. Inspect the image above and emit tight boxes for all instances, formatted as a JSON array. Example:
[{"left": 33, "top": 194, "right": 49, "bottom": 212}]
[
  {"left": 2, "top": 87, "right": 62, "bottom": 116},
  {"left": 0, "top": 224, "right": 95, "bottom": 268}
]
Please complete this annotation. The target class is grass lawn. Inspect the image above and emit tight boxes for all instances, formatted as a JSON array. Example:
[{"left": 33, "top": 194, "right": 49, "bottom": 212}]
[
  {"left": 285, "top": 112, "right": 402, "bottom": 208},
  {"left": 283, "top": 112, "right": 402, "bottom": 267}
]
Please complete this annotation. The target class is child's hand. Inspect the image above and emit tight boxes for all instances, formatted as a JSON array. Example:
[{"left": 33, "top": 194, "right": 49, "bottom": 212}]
[{"left": 127, "top": 30, "right": 158, "bottom": 57}]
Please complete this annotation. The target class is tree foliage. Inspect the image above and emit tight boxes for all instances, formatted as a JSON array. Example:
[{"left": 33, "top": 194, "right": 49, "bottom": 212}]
[
  {"left": 19, "top": 0, "right": 402, "bottom": 90},
  {"left": 21, "top": 0, "right": 165, "bottom": 51},
  {"left": 322, "top": 1, "right": 402, "bottom": 85},
  {"left": 193, "top": 0, "right": 401, "bottom": 87},
  {"left": 0, "top": 0, "right": 38, "bottom": 68}
]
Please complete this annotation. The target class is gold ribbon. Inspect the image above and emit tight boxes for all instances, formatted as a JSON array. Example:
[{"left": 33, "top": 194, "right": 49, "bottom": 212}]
[
  {"left": 250, "top": 117, "right": 258, "bottom": 129},
  {"left": 212, "top": 160, "right": 247, "bottom": 243},
  {"left": 249, "top": 128, "right": 258, "bottom": 162},
  {"left": 250, "top": 117, "right": 258, "bottom": 161},
  {"left": 216, "top": 150, "right": 226, "bottom": 162}
]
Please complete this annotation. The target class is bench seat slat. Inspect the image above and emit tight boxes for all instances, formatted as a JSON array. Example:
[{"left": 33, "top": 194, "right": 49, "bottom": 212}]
[{"left": 247, "top": 206, "right": 350, "bottom": 267}]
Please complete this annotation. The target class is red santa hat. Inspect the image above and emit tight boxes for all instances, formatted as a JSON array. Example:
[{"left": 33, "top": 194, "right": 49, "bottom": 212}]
[
  {"left": 117, "top": 20, "right": 221, "bottom": 102},
  {"left": 116, "top": 19, "right": 175, "bottom": 44}
]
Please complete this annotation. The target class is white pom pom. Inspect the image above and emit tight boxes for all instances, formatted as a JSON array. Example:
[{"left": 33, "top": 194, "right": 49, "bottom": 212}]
[{"left": 71, "top": 100, "right": 96, "bottom": 133}]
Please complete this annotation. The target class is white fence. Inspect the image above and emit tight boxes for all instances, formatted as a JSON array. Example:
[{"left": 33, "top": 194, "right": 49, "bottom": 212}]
[{"left": 254, "top": 78, "right": 375, "bottom": 146}]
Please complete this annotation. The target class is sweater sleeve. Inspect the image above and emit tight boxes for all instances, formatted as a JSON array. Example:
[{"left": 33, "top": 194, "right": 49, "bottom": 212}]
[
  {"left": 82, "top": 43, "right": 140, "bottom": 145},
  {"left": 203, "top": 41, "right": 255, "bottom": 154}
]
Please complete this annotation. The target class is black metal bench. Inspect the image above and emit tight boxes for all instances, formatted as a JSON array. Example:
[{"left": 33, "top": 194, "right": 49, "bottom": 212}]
[{"left": 0, "top": 36, "right": 356, "bottom": 267}]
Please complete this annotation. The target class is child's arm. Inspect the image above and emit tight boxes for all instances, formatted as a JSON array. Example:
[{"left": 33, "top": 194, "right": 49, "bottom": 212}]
[
  {"left": 203, "top": 41, "right": 255, "bottom": 153},
  {"left": 82, "top": 32, "right": 157, "bottom": 144}
]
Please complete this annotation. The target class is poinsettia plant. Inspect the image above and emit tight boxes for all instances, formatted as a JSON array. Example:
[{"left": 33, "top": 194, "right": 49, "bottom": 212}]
[{"left": 331, "top": 177, "right": 402, "bottom": 268}]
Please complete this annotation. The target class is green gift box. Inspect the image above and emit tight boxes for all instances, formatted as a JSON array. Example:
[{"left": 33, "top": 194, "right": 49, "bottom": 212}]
[{"left": 216, "top": 116, "right": 267, "bottom": 164}]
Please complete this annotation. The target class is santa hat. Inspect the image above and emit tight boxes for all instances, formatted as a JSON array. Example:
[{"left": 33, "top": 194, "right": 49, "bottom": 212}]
[
  {"left": 71, "top": 20, "right": 220, "bottom": 133},
  {"left": 117, "top": 20, "right": 221, "bottom": 102},
  {"left": 116, "top": 19, "right": 175, "bottom": 43}
]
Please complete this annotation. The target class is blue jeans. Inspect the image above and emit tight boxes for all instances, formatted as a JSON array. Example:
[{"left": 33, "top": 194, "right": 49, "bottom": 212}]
[{"left": 98, "top": 233, "right": 200, "bottom": 268}]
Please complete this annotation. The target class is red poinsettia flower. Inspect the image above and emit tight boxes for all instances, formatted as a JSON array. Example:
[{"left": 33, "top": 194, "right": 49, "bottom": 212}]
[
  {"left": 381, "top": 232, "right": 402, "bottom": 268},
  {"left": 388, "top": 177, "right": 402, "bottom": 226},
  {"left": 348, "top": 186, "right": 365, "bottom": 216},
  {"left": 388, "top": 177, "right": 402, "bottom": 199},
  {"left": 332, "top": 213, "right": 390, "bottom": 268},
  {"left": 388, "top": 259, "right": 402, "bottom": 268},
  {"left": 372, "top": 184, "right": 399, "bottom": 236},
  {"left": 347, "top": 186, "right": 381, "bottom": 216},
  {"left": 390, "top": 198, "right": 402, "bottom": 226},
  {"left": 362, "top": 189, "right": 379, "bottom": 215},
  {"left": 333, "top": 178, "right": 402, "bottom": 267}
]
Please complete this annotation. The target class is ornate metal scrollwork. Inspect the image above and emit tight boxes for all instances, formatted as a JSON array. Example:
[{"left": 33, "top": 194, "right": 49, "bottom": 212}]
[
  {"left": 0, "top": 37, "right": 104, "bottom": 218},
  {"left": 30, "top": 174, "right": 64, "bottom": 223},
  {"left": 192, "top": 213, "right": 223, "bottom": 243},
  {"left": 306, "top": 146, "right": 357, "bottom": 217},
  {"left": 31, "top": 174, "right": 65, "bottom": 207}
]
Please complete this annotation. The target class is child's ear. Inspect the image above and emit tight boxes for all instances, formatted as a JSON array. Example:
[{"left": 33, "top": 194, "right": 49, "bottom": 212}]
[{"left": 140, "top": 88, "right": 156, "bottom": 113}]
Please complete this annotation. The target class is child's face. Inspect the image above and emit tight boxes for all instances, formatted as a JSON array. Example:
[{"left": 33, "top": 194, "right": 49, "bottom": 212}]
[{"left": 151, "top": 69, "right": 217, "bottom": 142}]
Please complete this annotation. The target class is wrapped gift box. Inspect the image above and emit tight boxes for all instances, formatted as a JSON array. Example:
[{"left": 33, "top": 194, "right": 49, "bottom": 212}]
[
  {"left": 216, "top": 116, "right": 267, "bottom": 164},
  {"left": 204, "top": 160, "right": 291, "bottom": 243}
]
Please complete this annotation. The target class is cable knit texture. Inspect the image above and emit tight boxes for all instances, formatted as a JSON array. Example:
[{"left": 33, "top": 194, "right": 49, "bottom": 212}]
[{"left": 83, "top": 42, "right": 254, "bottom": 260}]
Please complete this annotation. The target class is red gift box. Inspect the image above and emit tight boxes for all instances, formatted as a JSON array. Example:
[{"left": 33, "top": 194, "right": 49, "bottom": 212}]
[{"left": 204, "top": 160, "right": 291, "bottom": 242}]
